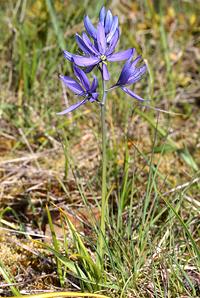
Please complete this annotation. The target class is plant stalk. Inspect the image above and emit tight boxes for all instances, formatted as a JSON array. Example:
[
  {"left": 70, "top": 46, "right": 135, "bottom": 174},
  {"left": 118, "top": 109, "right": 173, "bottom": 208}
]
[{"left": 98, "top": 78, "right": 107, "bottom": 267}]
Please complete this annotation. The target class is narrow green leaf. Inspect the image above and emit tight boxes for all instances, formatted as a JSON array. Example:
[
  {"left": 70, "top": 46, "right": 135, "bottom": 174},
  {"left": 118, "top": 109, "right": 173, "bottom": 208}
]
[{"left": 45, "top": 0, "right": 66, "bottom": 50}]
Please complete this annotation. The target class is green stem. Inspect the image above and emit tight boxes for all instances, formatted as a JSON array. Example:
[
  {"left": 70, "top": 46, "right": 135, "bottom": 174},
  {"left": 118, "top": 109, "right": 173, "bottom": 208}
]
[{"left": 98, "top": 78, "right": 107, "bottom": 267}]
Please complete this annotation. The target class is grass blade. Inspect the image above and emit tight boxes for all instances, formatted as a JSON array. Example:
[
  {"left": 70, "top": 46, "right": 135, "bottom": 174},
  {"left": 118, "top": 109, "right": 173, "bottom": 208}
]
[
  {"left": 161, "top": 196, "right": 200, "bottom": 262},
  {"left": 45, "top": 0, "right": 66, "bottom": 50},
  {"left": 0, "top": 260, "right": 20, "bottom": 296}
]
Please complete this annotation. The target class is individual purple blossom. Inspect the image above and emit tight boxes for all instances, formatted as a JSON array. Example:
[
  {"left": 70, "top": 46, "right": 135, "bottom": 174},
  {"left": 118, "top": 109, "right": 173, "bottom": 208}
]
[
  {"left": 57, "top": 65, "right": 99, "bottom": 115},
  {"left": 84, "top": 6, "right": 119, "bottom": 44},
  {"left": 114, "top": 51, "right": 147, "bottom": 101},
  {"left": 63, "top": 22, "right": 134, "bottom": 81}
]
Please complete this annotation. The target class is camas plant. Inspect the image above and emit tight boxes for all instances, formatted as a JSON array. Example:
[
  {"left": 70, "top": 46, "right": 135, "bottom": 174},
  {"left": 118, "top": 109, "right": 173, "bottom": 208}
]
[{"left": 58, "top": 5, "right": 147, "bottom": 267}]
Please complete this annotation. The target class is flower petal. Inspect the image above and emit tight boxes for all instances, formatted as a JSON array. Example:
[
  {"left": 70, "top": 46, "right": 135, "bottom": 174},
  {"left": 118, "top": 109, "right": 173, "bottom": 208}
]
[
  {"left": 63, "top": 50, "right": 74, "bottom": 62},
  {"left": 57, "top": 99, "right": 87, "bottom": 115},
  {"left": 121, "top": 87, "right": 145, "bottom": 101},
  {"left": 84, "top": 65, "right": 96, "bottom": 73},
  {"left": 73, "top": 55, "right": 100, "bottom": 67},
  {"left": 105, "top": 10, "right": 113, "bottom": 34},
  {"left": 97, "top": 22, "right": 106, "bottom": 54},
  {"left": 131, "top": 55, "right": 142, "bottom": 67},
  {"left": 129, "top": 55, "right": 142, "bottom": 76},
  {"left": 90, "top": 75, "right": 98, "bottom": 92},
  {"left": 75, "top": 34, "right": 91, "bottom": 55},
  {"left": 60, "top": 75, "right": 84, "bottom": 94},
  {"left": 102, "top": 63, "right": 110, "bottom": 80},
  {"left": 127, "top": 65, "right": 147, "bottom": 84},
  {"left": 122, "top": 50, "right": 136, "bottom": 73},
  {"left": 106, "top": 16, "right": 119, "bottom": 42},
  {"left": 117, "top": 51, "right": 136, "bottom": 85},
  {"left": 106, "top": 29, "right": 119, "bottom": 56},
  {"left": 73, "top": 65, "right": 90, "bottom": 90},
  {"left": 107, "top": 48, "right": 134, "bottom": 62},
  {"left": 84, "top": 15, "right": 97, "bottom": 39},
  {"left": 89, "top": 92, "right": 99, "bottom": 102},
  {"left": 82, "top": 32, "right": 99, "bottom": 55},
  {"left": 99, "top": 6, "right": 106, "bottom": 24}
]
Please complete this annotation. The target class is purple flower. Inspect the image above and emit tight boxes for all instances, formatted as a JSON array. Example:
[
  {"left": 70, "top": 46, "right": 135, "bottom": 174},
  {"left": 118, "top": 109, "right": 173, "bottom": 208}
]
[
  {"left": 64, "top": 22, "right": 134, "bottom": 81},
  {"left": 57, "top": 65, "right": 99, "bottom": 115},
  {"left": 114, "top": 51, "right": 147, "bottom": 101},
  {"left": 84, "top": 6, "right": 119, "bottom": 44}
]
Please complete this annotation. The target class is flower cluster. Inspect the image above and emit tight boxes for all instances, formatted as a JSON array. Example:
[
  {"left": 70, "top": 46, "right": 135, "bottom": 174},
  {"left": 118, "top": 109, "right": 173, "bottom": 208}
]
[{"left": 58, "top": 6, "right": 147, "bottom": 115}]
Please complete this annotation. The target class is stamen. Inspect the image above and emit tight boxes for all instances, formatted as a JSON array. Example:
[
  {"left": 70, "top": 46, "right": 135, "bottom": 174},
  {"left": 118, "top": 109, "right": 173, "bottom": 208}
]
[{"left": 100, "top": 55, "right": 107, "bottom": 61}]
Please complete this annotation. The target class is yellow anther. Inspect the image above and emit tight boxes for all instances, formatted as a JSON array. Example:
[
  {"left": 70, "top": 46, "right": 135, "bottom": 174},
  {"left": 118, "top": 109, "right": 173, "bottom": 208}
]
[{"left": 100, "top": 55, "right": 107, "bottom": 61}]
